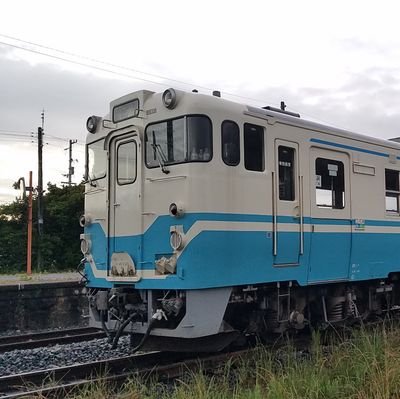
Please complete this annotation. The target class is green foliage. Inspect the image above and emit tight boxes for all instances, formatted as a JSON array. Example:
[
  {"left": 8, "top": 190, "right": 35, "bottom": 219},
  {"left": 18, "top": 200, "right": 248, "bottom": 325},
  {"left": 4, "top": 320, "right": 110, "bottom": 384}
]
[{"left": 0, "top": 183, "right": 84, "bottom": 273}]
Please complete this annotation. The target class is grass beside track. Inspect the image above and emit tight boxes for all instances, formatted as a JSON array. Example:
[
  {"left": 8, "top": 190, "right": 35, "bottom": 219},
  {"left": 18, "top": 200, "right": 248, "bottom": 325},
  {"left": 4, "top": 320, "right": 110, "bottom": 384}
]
[{"left": 50, "top": 323, "right": 400, "bottom": 399}]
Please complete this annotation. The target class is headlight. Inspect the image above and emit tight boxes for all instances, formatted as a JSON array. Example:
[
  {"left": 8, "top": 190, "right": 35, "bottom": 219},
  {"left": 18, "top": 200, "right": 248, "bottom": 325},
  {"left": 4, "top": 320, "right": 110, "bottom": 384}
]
[
  {"left": 170, "top": 231, "right": 183, "bottom": 251},
  {"left": 86, "top": 115, "right": 100, "bottom": 133},
  {"left": 79, "top": 214, "right": 92, "bottom": 227},
  {"left": 169, "top": 202, "right": 185, "bottom": 217},
  {"left": 162, "top": 88, "right": 177, "bottom": 109}
]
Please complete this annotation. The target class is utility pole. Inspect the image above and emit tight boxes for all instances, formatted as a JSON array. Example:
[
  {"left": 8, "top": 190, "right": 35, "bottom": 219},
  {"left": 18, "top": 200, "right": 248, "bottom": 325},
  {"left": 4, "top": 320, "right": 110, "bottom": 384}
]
[
  {"left": 37, "top": 110, "right": 44, "bottom": 271},
  {"left": 63, "top": 139, "right": 78, "bottom": 186},
  {"left": 27, "top": 171, "right": 33, "bottom": 275}
]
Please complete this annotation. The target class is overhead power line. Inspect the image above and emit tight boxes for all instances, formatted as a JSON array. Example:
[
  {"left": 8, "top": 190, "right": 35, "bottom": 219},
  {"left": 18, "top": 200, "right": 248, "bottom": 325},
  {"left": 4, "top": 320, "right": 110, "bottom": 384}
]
[
  {"left": 0, "top": 128, "right": 32, "bottom": 134},
  {"left": 0, "top": 33, "right": 359, "bottom": 129},
  {"left": 0, "top": 34, "right": 290, "bottom": 108},
  {"left": 0, "top": 33, "right": 211, "bottom": 91},
  {"left": 0, "top": 40, "right": 179, "bottom": 88},
  {"left": 0, "top": 138, "right": 35, "bottom": 144},
  {"left": 0, "top": 133, "right": 33, "bottom": 139}
]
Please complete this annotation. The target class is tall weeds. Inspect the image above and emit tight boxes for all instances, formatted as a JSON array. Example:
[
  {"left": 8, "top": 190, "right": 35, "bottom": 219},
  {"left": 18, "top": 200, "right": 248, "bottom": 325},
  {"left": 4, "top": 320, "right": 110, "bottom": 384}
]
[{"left": 71, "top": 323, "right": 400, "bottom": 399}]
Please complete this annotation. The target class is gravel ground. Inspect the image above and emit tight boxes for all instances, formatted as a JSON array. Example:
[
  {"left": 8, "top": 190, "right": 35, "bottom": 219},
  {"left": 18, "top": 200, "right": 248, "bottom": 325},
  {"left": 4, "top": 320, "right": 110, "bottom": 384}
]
[{"left": 0, "top": 336, "right": 137, "bottom": 376}]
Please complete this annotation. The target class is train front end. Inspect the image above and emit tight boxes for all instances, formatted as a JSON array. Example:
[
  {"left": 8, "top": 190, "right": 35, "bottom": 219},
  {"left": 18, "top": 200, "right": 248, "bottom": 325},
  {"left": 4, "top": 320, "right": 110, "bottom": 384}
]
[{"left": 81, "top": 89, "right": 239, "bottom": 351}]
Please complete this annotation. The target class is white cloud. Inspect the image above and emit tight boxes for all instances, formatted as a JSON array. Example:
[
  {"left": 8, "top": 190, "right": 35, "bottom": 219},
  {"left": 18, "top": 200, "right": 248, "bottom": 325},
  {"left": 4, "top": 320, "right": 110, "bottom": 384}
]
[{"left": 1, "top": 0, "right": 400, "bottom": 203}]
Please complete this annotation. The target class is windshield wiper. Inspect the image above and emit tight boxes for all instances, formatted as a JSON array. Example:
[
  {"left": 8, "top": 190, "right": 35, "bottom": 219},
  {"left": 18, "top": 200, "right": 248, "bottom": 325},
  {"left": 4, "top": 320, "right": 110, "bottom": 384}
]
[
  {"left": 151, "top": 131, "right": 170, "bottom": 174},
  {"left": 85, "top": 174, "right": 97, "bottom": 187}
]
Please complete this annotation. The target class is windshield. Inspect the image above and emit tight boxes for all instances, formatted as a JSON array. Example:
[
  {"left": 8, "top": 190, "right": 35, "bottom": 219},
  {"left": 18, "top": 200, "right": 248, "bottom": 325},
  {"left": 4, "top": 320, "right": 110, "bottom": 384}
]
[
  {"left": 87, "top": 139, "right": 107, "bottom": 181},
  {"left": 145, "top": 115, "right": 212, "bottom": 168}
]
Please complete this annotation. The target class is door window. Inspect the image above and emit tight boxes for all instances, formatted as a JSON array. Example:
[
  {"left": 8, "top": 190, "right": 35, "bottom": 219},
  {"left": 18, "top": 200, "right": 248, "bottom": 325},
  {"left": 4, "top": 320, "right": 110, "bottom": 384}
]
[
  {"left": 315, "top": 158, "right": 345, "bottom": 209},
  {"left": 278, "top": 146, "right": 295, "bottom": 200},
  {"left": 117, "top": 140, "right": 137, "bottom": 185},
  {"left": 385, "top": 169, "right": 400, "bottom": 214}
]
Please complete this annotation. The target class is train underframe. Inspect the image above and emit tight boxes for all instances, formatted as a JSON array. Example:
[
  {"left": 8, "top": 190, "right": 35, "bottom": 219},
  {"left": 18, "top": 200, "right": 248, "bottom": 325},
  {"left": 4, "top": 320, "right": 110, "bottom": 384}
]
[{"left": 89, "top": 274, "right": 400, "bottom": 352}]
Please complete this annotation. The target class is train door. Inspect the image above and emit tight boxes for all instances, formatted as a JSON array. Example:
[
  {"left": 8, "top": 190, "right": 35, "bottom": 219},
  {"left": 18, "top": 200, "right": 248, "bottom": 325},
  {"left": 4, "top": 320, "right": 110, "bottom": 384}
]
[
  {"left": 273, "top": 140, "right": 302, "bottom": 265},
  {"left": 108, "top": 132, "right": 142, "bottom": 276},
  {"left": 307, "top": 148, "right": 351, "bottom": 283}
]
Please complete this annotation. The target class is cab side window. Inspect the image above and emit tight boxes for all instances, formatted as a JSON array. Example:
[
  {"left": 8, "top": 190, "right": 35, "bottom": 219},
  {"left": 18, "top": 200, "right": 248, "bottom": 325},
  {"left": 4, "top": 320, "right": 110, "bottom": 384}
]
[
  {"left": 221, "top": 120, "right": 240, "bottom": 166},
  {"left": 244, "top": 123, "right": 264, "bottom": 172}
]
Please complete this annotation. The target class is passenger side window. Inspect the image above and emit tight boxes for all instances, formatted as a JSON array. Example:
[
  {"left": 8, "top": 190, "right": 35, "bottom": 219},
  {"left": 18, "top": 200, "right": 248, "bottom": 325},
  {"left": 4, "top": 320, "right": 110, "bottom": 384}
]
[
  {"left": 244, "top": 123, "right": 264, "bottom": 172},
  {"left": 221, "top": 121, "right": 240, "bottom": 166},
  {"left": 385, "top": 169, "right": 400, "bottom": 214},
  {"left": 117, "top": 140, "right": 137, "bottom": 185},
  {"left": 278, "top": 146, "right": 295, "bottom": 200},
  {"left": 315, "top": 158, "right": 345, "bottom": 209}
]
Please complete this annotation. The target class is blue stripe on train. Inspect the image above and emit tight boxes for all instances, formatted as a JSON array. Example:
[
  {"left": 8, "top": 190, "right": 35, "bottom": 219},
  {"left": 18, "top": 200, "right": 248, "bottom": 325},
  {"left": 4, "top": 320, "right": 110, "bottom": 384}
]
[{"left": 85, "top": 213, "right": 400, "bottom": 289}]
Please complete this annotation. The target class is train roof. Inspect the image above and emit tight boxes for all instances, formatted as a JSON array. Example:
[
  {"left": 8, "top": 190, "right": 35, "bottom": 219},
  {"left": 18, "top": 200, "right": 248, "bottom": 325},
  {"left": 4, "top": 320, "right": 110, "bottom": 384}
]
[
  {"left": 244, "top": 103, "right": 400, "bottom": 153},
  {"left": 102, "top": 88, "right": 400, "bottom": 154}
]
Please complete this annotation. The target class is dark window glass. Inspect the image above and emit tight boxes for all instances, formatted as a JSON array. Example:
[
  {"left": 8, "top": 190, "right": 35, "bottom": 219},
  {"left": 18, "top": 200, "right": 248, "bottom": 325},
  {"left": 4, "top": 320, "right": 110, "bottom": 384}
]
[
  {"left": 315, "top": 158, "right": 345, "bottom": 209},
  {"left": 278, "top": 146, "right": 295, "bottom": 200},
  {"left": 221, "top": 121, "right": 240, "bottom": 166},
  {"left": 117, "top": 141, "right": 137, "bottom": 185},
  {"left": 386, "top": 169, "right": 399, "bottom": 191},
  {"left": 145, "top": 116, "right": 212, "bottom": 168},
  {"left": 244, "top": 123, "right": 264, "bottom": 171},
  {"left": 187, "top": 116, "right": 212, "bottom": 161},
  {"left": 385, "top": 169, "right": 400, "bottom": 214}
]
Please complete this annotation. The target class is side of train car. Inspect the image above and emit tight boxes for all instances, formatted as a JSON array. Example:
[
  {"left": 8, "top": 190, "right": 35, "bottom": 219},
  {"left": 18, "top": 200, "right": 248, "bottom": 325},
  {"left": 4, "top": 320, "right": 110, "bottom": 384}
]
[{"left": 82, "top": 88, "right": 400, "bottom": 351}]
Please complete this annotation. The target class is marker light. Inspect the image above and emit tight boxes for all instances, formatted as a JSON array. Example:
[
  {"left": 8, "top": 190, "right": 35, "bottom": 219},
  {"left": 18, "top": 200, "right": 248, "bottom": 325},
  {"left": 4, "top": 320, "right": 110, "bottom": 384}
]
[
  {"left": 162, "top": 88, "right": 177, "bottom": 109},
  {"left": 80, "top": 238, "right": 91, "bottom": 255},
  {"left": 170, "top": 231, "right": 183, "bottom": 251}
]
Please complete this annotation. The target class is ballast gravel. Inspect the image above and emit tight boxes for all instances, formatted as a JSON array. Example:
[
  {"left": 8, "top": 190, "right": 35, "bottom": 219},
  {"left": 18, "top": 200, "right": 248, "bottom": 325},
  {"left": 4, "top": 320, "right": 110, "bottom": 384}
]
[{"left": 0, "top": 336, "right": 136, "bottom": 376}]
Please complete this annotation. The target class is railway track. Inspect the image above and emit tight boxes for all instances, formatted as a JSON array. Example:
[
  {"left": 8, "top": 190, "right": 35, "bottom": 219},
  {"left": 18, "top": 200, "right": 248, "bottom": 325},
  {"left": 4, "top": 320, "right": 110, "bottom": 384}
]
[
  {"left": 0, "top": 327, "right": 106, "bottom": 353},
  {"left": 0, "top": 349, "right": 249, "bottom": 398}
]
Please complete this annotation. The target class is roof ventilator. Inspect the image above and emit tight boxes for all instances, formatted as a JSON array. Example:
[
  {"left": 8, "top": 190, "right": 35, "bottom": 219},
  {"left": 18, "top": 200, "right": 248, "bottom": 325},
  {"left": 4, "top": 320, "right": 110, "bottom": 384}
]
[{"left": 262, "top": 101, "right": 300, "bottom": 118}]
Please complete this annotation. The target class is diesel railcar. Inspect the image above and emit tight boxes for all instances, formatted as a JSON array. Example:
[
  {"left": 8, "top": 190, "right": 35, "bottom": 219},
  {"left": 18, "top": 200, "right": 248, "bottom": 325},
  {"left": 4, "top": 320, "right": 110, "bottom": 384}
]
[{"left": 81, "top": 88, "right": 400, "bottom": 351}]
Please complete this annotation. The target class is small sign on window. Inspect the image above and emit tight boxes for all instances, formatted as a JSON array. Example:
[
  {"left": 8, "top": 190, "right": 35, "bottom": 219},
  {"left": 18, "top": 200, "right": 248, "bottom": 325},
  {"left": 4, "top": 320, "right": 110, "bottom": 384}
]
[
  {"left": 316, "top": 175, "right": 322, "bottom": 187},
  {"left": 327, "top": 164, "right": 338, "bottom": 171}
]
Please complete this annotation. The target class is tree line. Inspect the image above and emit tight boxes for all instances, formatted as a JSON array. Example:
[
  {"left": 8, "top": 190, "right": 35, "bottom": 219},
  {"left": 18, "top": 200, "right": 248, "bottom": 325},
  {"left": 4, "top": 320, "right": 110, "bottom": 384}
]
[{"left": 0, "top": 183, "right": 84, "bottom": 273}]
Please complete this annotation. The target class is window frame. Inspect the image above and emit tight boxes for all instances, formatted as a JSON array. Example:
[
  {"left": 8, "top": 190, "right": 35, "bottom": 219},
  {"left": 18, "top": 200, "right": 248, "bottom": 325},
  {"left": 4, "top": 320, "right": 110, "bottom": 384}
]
[
  {"left": 86, "top": 138, "right": 107, "bottom": 182},
  {"left": 112, "top": 99, "right": 140, "bottom": 123},
  {"left": 116, "top": 139, "right": 137, "bottom": 186},
  {"left": 315, "top": 157, "right": 345, "bottom": 210},
  {"left": 278, "top": 145, "right": 295, "bottom": 201},
  {"left": 385, "top": 169, "right": 400, "bottom": 215},
  {"left": 221, "top": 120, "right": 240, "bottom": 166},
  {"left": 243, "top": 122, "right": 265, "bottom": 172},
  {"left": 144, "top": 114, "right": 213, "bottom": 169}
]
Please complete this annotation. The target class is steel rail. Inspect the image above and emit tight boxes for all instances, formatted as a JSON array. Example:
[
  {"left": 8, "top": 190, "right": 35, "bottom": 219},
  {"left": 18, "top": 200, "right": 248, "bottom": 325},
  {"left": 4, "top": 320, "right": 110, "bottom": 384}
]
[
  {"left": 0, "top": 327, "right": 106, "bottom": 353},
  {"left": 0, "top": 349, "right": 250, "bottom": 398}
]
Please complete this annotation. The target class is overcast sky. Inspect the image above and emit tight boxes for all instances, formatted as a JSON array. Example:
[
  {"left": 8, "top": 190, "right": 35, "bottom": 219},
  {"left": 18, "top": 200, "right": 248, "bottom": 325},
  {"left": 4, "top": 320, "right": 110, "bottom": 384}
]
[{"left": 1, "top": 0, "right": 400, "bottom": 203}]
